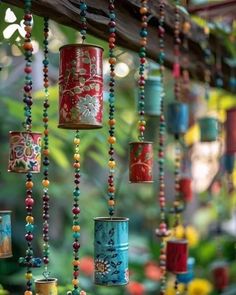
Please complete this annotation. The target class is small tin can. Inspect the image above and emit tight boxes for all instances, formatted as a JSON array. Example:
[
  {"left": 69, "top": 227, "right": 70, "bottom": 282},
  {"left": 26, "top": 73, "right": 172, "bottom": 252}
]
[
  {"left": 0, "top": 211, "right": 12, "bottom": 258},
  {"left": 143, "top": 77, "right": 162, "bottom": 116},
  {"left": 167, "top": 102, "right": 189, "bottom": 136},
  {"left": 179, "top": 178, "right": 193, "bottom": 202},
  {"left": 212, "top": 261, "right": 229, "bottom": 292},
  {"left": 129, "top": 141, "right": 153, "bottom": 183},
  {"left": 224, "top": 153, "right": 235, "bottom": 174},
  {"left": 94, "top": 217, "right": 129, "bottom": 286},
  {"left": 166, "top": 239, "right": 188, "bottom": 274},
  {"left": 35, "top": 278, "right": 58, "bottom": 295},
  {"left": 198, "top": 117, "right": 218, "bottom": 142},
  {"left": 8, "top": 131, "right": 41, "bottom": 173},
  {"left": 58, "top": 44, "right": 104, "bottom": 129},
  {"left": 226, "top": 107, "right": 236, "bottom": 154},
  {"left": 177, "top": 257, "right": 195, "bottom": 284}
]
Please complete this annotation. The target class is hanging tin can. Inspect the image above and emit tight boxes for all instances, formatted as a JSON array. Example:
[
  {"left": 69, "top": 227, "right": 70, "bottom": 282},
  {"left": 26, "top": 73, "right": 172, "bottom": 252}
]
[
  {"left": 143, "top": 76, "right": 162, "bottom": 116},
  {"left": 177, "top": 257, "right": 195, "bottom": 284},
  {"left": 8, "top": 131, "right": 41, "bottom": 173},
  {"left": 224, "top": 153, "right": 235, "bottom": 174},
  {"left": 166, "top": 239, "right": 188, "bottom": 274},
  {"left": 198, "top": 117, "right": 218, "bottom": 142},
  {"left": 226, "top": 107, "right": 236, "bottom": 154},
  {"left": 167, "top": 102, "right": 189, "bottom": 136},
  {"left": 35, "top": 278, "right": 58, "bottom": 295},
  {"left": 129, "top": 141, "right": 153, "bottom": 183},
  {"left": 212, "top": 261, "right": 229, "bottom": 292},
  {"left": 58, "top": 44, "right": 104, "bottom": 130},
  {"left": 0, "top": 211, "right": 12, "bottom": 259},
  {"left": 179, "top": 177, "right": 193, "bottom": 202},
  {"left": 94, "top": 217, "right": 129, "bottom": 286}
]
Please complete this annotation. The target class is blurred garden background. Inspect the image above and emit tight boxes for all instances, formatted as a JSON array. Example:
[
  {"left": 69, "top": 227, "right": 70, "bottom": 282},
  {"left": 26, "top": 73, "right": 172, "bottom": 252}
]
[{"left": 1, "top": 2, "right": 236, "bottom": 295}]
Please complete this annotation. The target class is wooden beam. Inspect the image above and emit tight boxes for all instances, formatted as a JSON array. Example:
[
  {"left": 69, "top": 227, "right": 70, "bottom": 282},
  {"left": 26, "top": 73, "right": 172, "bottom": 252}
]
[{"left": 2, "top": 0, "right": 233, "bottom": 92}]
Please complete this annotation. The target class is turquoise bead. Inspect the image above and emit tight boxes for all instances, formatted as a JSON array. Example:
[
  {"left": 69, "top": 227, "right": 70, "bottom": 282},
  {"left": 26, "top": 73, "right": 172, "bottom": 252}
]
[{"left": 25, "top": 223, "right": 34, "bottom": 232}]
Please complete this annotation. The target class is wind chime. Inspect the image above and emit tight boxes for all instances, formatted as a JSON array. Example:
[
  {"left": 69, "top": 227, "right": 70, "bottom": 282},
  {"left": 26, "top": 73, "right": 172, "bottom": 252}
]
[
  {"left": 8, "top": 1, "right": 42, "bottom": 294},
  {"left": 129, "top": 0, "right": 154, "bottom": 184},
  {"left": 166, "top": 2, "right": 189, "bottom": 293},
  {"left": 154, "top": 1, "right": 170, "bottom": 294},
  {"left": 94, "top": 0, "right": 129, "bottom": 286},
  {"left": 58, "top": 1, "right": 103, "bottom": 294}
]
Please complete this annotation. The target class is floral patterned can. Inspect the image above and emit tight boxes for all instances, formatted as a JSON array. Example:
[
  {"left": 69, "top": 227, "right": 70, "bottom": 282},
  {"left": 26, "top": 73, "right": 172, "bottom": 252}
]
[
  {"left": 166, "top": 239, "right": 188, "bottom": 274},
  {"left": 8, "top": 131, "right": 41, "bottom": 173},
  {"left": 58, "top": 44, "right": 104, "bottom": 129},
  {"left": 0, "top": 211, "right": 12, "bottom": 259},
  {"left": 94, "top": 217, "right": 129, "bottom": 286},
  {"left": 35, "top": 278, "right": 58, "bottom": 295},
  {"left": 129, "top": 142, "right": 153, "bottom": 183}
]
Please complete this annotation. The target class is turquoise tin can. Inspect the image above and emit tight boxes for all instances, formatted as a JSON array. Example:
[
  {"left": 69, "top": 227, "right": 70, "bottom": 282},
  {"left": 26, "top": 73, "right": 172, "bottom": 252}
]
[
  {"left": 177, "top": 257, "right": 195, "bottom": 284},
  {"left": 0, "top": 211, "right": 12, "bottom": 258},
  {"left": 167, "top": 102, "right": 189, "bottom": 135},
  {"left": 94, "top": 217, "right": 129, "bottom": 286},
  {"left": 143, "top": 77, "right": 162, "bottom": 116},
  {"left": 224, "top": 154, "right": 235, "bottom": 174},
  {"left": 199, "top": 117, "right": 218, "bottom": 142}
]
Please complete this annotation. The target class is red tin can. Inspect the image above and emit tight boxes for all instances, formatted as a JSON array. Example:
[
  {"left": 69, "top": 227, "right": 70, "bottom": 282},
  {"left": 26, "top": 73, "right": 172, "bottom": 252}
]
[
  {"left": 166, "top": 239, "right": 188, "bottom": 274},
  {"left": 58, "top": 44, "right": 104, "bottom": 129},
  {"left": 129, "top": 142, "right": 153, "bottom": 183},
  {"left": 8, "top": 131, "right": 41, "bottom": 173},
  {"left": 226, "top": 107, "right": 236, "bottom": 154},
  {"left": 179, "top": 177, "right": 193, "bottom": 202},
  {"left": 212, "top": 262, "right": 229, "bottom": 292}
]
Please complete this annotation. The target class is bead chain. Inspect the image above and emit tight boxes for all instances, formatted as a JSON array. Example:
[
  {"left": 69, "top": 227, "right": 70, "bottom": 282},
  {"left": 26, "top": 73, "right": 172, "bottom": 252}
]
[
  {"left": 107, "top": 0, "right": 117, "bottom": 217},
  {"left": 138, "top": 0, "right": 148, "bottom": 142},
  {"left": 42, "top": 17, "right": 50, "bottom": 277},
  {"left": 23, "top": 0, "right": 33, "bottom": 132},
  {"left": 203, "top": 25, "right": 211, "bottom": 100},
  {"left": 79, "top": 0, "right": 87, "bottom": 43},
  {"left": 157, "top": 2, "right": 168, "bottom": 295},
  {"left": 182, "top": 21, "right": 191, "bottom": 98}
]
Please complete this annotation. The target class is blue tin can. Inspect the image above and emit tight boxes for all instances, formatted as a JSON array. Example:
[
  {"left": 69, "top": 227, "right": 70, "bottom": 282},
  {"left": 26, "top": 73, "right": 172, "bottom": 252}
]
[
  {"left": 224, "top": 154, "right": 235, "bottom": 174},
  {"left": 0, "top": 211, "right": 12, "bottom": 258},
  {"left": 198, "top": 117, "right": 218, "bottom": 142},
  {"left": 167, "top": 102, "right": 189, "bottom": 135},
  {"left": 94, "top": 217, "right": 129, "bottom": 286},
  {"left": 144, "top": 77, "right": 162, "bottom": 116},
  {"left": 177, "top": 257, "right": 195, "bottom": 284}
]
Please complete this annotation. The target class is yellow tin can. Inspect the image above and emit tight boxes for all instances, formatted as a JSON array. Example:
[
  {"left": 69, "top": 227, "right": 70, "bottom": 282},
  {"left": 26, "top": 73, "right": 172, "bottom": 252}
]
[{"left": 35, "top": 278, "right": 58, "bottom": 295}]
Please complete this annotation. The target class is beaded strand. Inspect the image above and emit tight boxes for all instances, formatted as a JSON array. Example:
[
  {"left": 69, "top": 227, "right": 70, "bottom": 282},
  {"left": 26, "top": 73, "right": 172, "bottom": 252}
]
[
  {"left": 107, "top": 0, "right": 117, "bottom": 217},
  {"left": 79, "top": 0, "right": 87, "bottom": 43},
  {"left": 202, "top": 25, "right": 211, "bottom": 100},
  {"left": 182, "top": 21, "right": 191, "bottom": 99},
  {"left": 41, "top": 17, "right": 50, "bottom": 277},
  {"left": 137, "top": 0, "right": 148, "bottom": 142}
]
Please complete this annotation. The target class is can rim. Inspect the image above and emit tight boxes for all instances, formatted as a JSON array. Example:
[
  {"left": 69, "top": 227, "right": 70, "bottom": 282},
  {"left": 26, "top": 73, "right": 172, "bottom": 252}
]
[
  {"left": 168, "top": 102, "right": 188, "bottom": 107},
  {"left": 129, "top": 141, "right": 153, "bottom": 145},
  {"left": 94, "top": 217, "right": 129, "bottom": 222},
  {"left": 0, "top": 210, "right": 12, "bottom": 213},
  {"left": 35, "top": 278, "right": 58, "bottom": 283},
  {"left": 167, "top": 239, "right": 188, "bottom": 244},
  {"left": 198, "top": 116, "right": 218, "bottom": 121},
  {"left": 9, "top": 131, "right": 42, "bottom": 135},
  {"left": 59, "top": 43, "right": 104, "bottom": 51}
]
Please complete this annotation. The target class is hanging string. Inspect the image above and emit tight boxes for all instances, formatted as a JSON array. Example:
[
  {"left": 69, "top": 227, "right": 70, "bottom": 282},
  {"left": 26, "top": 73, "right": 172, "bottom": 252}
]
[
  {"left": 79, "top": 0, "right": 87, "bottom": 43},
  {"left": 41, "top": 16, "right": 50, "bottom": 279},
  {"left": 137, "top": 0, "right": 148, "bottom": 142},
  {"left": 107, "top": 0, "right": 117, "bottom": 217}
]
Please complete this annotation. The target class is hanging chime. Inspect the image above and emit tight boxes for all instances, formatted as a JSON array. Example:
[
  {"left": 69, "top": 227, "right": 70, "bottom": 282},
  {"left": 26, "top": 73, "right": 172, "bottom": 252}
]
[
  {"left": 198, "top": 116, "right": 218, "bottom": 142},
  {"left": 0, "top": 211, "right": 12, "bottom": 259},
  {"left": 94, "top": 0, "right": 129, "bottom": 286},
  {"left": 129, "top": 0, "right": 154, "bottom": 183},
  {"left": 143, "top": 76, "right": 162, "bottom": 116}
]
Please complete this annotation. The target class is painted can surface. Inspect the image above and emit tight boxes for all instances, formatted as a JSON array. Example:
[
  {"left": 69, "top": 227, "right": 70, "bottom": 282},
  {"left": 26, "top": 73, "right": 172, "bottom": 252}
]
[
  {"left": 143, "top": 77, "right": 162, "bottom": 116},
  {"left": 94, "top": 217, "right": 129, "bottom": 286},
  {"left": 58, "top": 44, "right": 104, "bottom": 129},
  {"left": 35, "top": 278, "right": 58, "bottom": 295},
  {"left": 226, "top": 107, "right": 236, "bottom": 154},
  {"left": 212, "top": 262, "right": 229, "bottom": 292},
  {"left": 8, "top": 131, "right": 41, "bottom": 173},
  {"left": 0, "top": 211, "right": 12, "bottom": 258},
  {"left": 177, "top": 257, "right": 195, "bottom": 284},
  {"left": 129, "top": 142, "right": 153, "bottom": 183},
  {"left": 179, "top": 178, "right": 193, "bottom": 202},
  {"left": 198, "top": 117, "right": 218, "bottom": 142},
  {"left": 167, "top": 102, "right": 189, "bottom": 135},
  {"left": 224, "top": 153, "right": 235, "bottom": 174},
  {"left": 166, "top": 239, "right": 188, "bottom": 274}
]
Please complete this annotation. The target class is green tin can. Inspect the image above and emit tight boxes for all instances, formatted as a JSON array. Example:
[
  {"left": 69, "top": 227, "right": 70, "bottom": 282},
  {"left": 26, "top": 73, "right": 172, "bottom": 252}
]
[
  {"left": 199, "top": 117, "right": 218, "bottom": 142},
  {"left": 143, "top": 77, "right": 162, "bottom": 116}
]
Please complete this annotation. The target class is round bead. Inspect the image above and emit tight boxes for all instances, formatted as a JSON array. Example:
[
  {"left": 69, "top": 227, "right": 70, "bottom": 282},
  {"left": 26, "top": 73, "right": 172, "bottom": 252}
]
[
  {"left": 72, "top": 279, "right": 79, "bottom": 285},
  {"left": 24, "top": 291, "right": 32, "bottom": 295},
  {"left": 108, "top": 119, "right": 116, "bottom": 126},
  {"left": 42, "top": 179, "right": 50, "bottom": 187},
  {"left": 25, "top": 272, "right": 32, "bottom": 280},
  {"left": 108, "top": 160, "right": 116, "bottom": 168},
  {"left": 26, "top": 216, "right": 34, "bottom": 223},
  {"left": 26, "top": 181, "right": 33, "bottom": 189},
  {"left": 73, "top": 260, "right": 80, "bottom": 266},
  {"left": 74, "top": 154, "right": 80, "bottom": 161},
  {"left": 80, "top": 291, "right": 86, "bottom": 295},
  {"left": 108, "top": 136, "right": 116, "bottom": 144},
  {"left": 108, "top": 199, "right": 115, "bottom": 206},
  {"left": 72, "top": 225, "right": 81, "bottom": 232},
  {"left": 74, "top": 138, "right": 81, "bottom": 145},
  {"left": 140, "top": 6, "right": 148, "bottom": 14}
]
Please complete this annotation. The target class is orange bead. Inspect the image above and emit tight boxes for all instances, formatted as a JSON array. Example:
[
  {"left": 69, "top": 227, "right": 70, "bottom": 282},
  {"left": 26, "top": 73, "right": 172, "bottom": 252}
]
[
  {"left": 43, "top": 149, "right": 50, "bottom": 156},
  {"left": 140, "top": 7, "right": 148, "bottom": 14},
  {"left": 108, "top": 199, "right": 115, "bottom": 206},
  {"left": 108, "top": 136, "right": 116, "bottom": 144},
  {"left": 44, "top": 129, "right": 49, "bottom": 136},
  {"left": 24, "top": 26, "right": 32, "bottom": 33},
  {"left": 43, "top": 117, "right": 48, "bottom": 123},
  {"left": 72, "top": 278, "right": 79, "bottom": 286},
  {"left": 108, "top": 119, "right": 116, "bottom": 126},
  {"left": 73, "top": 162, "right": 80, "bottom": 169},
  {"left": 44, "top": 82, "right": 49, "bottom": 88},
  {"left": 42, "top": 179, "right": 50, "bottom": 187},
  {"left": 183, "top": 21, "right": 191, "bottom": 34},
  {"left": 23, "top": 42, "right": 33, "bottom": 50},
  {"left": 72, "top": 225, "right": 80, "bottom": 232},
  {"left": 26, "top": 216, "right": 34, "bottom": 223},
  {"left": 73, "top": 260, "right": 80, "bottom": 266},
  {"left": 24, "top": 291, "right": 32, "bottom": 295},
  {"left": 140, "top": 39, "right": 147, "bottom": 46},
  {"left": 26, "top": 181, "right": 33, "bottom": 189},
  {"left": 109, "top": 57, "right": 116, "bottom": 65},
  {"left": 108, "top": 186, "right": 115, "bottom": 193}
]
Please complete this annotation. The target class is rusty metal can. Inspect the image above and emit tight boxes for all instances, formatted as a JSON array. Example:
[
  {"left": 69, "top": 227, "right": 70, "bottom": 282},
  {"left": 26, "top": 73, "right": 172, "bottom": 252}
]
[
  {"left": 166, "top": 239, "right": 188, "bottom": 274},
  {"left": 35, "top": 278, "right": 58, "bottom": 295},
  {"left": 129, "top": 141, "right": 153, "bottom": 183},
  {"left": 0, "top": 211, "right": 12, "bottom": 259},
  {"left": 8, "top": 131, "right": 41, "bottom": 173},
  {"left": 212, "top": 261, "right": 229, "bottom": 292},
  {"left": 226, "top": 107, "right": 236, "bottom": 154},
  {"left": 179, "top": 177, "right": 193, "bottom": 202},
  {"left": 58, "top": 44, "right": 104, "bottom": 129},
  {"left": 94, "top": 217, "right": 129, "bottom": 286}
]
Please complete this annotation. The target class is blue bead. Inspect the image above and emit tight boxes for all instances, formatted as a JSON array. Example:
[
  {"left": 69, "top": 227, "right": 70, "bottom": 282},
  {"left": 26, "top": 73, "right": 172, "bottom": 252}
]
[
  {"left": 73, "top": 232, "right": 80, "bottom": 239},
  {"left": 110, "top": 13, "right": 116, "bottom": 20},
  {"left": 140, "top": 29, "right": 148, "bottom": 37},
  {"left": 79, "top": 3, "right": 87, "bottom": 10},
  {"left": 109, "top": 28, "right": 116, "bottom": 33},
  {"left": 81, "top": 30, "right": 86, "bottom": 36},
  {"left": 25, "top": 223, "right": 34, "bottom": 232},
  {"left": 43, "top": 60, "right": 49, "bottom": 66}
]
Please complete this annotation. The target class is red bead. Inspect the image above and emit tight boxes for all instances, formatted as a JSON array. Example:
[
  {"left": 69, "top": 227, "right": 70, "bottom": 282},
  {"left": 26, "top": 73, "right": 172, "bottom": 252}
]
[
  {"left": 73, "top": 271, "right": 79, "bottom": 277},
  {"left": 73, "top": 242, "right": 81, "bottom": 250},
  {"left": 43, "top": 257, "right": 49, "bottom": 264},
  {"left": 72, "top": 207, "right": 80, "bottom": 215},
  {"left": 25, "top": 233, "right": 33, "bottom": 241},
  {"left": 25, "top": 198, "right": 34, "bottom": 206}
]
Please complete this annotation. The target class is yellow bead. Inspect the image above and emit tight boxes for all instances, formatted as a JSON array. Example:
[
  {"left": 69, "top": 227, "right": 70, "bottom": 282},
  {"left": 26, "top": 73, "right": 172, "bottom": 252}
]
[
  {"left": 108, "top": 119, "right": 116, "bottom": 126},
  {"left": 24, "top": 291, "right": 32, "bottom": 295},
  {"left": 26, "top": 216, "right": 34, "bottom": 223},
  {"left": 108, "top": 200, "right": 115, "bottom": 206},
  {"left": 73, "top": 260, "right": 80, "bottom": 266},
  {"left": 138, "top": 120, "right": 146, "bottom": 126},
  {"left": 204, "top": 26, "right": 210, "bottom": 35},
  {"left": 25, "top": 272, "right": 32, "bottom": 280},
  {"left": 42, "top": 179, "right": 50, "bottom": 187},
  {"left": 108, "top": 160, "right": 116, "bottom": 168},
  {"left": 72, "top": 278, "right": 79, "bottom": 285},
  {"left": 74, "top": 138, "right": 80, "bottom": 145},
  {"left": 74, "top": 154, "right": 80, "bottom": 161},
  {"left": 26, "top": 181, "right": 33, "bottom": 189},
  {"left": 72, "top": 225, "right": 80, "bottom": 232},
  {"left": 108, "top": 136, "right": 116, "bottom": 144},
  {"left": 140, "top": 6, "right": 148, "bottom": 14}
]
